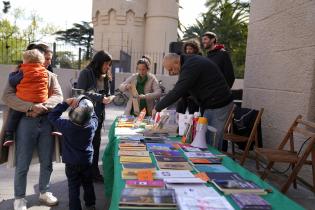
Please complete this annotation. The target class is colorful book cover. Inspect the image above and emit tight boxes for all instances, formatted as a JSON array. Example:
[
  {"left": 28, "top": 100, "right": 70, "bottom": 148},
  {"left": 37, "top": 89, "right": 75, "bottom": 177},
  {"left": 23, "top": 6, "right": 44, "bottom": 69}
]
[
  {"left": 189, "top": 157, "right": 222, "bottom": 164},
  {"left": 205, "top": 172, "right": 242, "bottom": 181},
  {"left": 125, "top": 180, "right": 165, "bottom": 188},
  {"left": 122, "top": 163, "right": 156, "bottom": 169},
  {"left": 231, "top": 193, "right": 271, "bottom": 209},
  {"left": 119, "top": 188, "right": 177, "bottom": 206},
  {"left": 152, "top": 150, "right": 182, "bottom": 157},
  {"left": 119, "top": 142, "right": 146, "bottom": 147},
  {"left": 118, "top": 150, "right": 150, "bottom": 157},
  {"left": 155, "top": 170, "right": 194, "bottom": 179},
  {"left": 157, "top": 162, "right": 193, "bottom": 170},
  {"left": 146, "top": 143, "right": 176, "bottom": 152},
  {"left": 119, "top": 147, "right": 147, "bottom": 151},
  {"left": 194, "top": 164, "right": 231, "bottom": 173},
  {"left": 212, "top": 179, "right": 266, "bottom": 195},
  {"left": 120, "top": 156, "right": 152, "bottom": 163},
  {"left": 184, "top": 152, "right": 215, "bottom": 158},
  {"left": 180, "top": 144, "right": 203, "bottom": 152},
  {"left": 177, "top": 196, "right": 234, "bottom": 210},
  {"left": 164, "top": 177, "right": 206, "bottom": 184},
  {"left": 122, "top": 168, "right": 156, "bottom": 176},
  {"left": 155, "top": 156, "right": 187, "bottom": 162}
]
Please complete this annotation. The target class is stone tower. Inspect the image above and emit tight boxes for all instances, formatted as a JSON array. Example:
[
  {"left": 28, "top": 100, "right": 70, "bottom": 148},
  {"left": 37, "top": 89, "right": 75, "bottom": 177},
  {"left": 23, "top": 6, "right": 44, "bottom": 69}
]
[{"left": 92, "top": 0, "right": 179, "bottom": 74}]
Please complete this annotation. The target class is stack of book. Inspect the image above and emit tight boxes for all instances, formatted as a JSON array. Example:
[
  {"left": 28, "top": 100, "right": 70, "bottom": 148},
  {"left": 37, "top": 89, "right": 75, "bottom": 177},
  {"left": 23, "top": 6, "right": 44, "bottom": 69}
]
[
  {"left": 231, "top": 193, "right": 272, "bottom": 210},
  {"left": 119, "top": 188, "right": 177, "bottom": 209},
  {"left": 148, "top": 144, "right": 194, "bottom": 171},
  {"left": 206, "top": 172, "right": 267, "bottom": 195}
]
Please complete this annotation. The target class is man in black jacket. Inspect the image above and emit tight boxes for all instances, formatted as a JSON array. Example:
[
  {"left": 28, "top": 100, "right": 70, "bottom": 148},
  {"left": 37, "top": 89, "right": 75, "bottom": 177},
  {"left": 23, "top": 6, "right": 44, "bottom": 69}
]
[
  {"left": 153, "top": 53, "right": 233, "bottom": 150},
  {"left": 202, "top": 32, "right": 235, "bottom": 88}
]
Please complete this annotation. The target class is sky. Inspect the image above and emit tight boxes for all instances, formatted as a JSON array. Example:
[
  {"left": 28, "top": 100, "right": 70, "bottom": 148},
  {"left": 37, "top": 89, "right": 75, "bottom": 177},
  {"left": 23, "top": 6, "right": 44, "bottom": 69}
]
[{"left": 5, "top": 0, "right": 207, "bottom": 30}]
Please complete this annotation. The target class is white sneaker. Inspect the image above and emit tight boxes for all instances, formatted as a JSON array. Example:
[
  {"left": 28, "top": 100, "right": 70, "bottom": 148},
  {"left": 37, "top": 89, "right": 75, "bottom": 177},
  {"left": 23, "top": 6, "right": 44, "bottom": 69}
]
[
  {"left": 14, "top": 198, "right": 27, "bottom": 210},
  {"left": 39, "top": 192, "right": 58, "bottom": 206}
]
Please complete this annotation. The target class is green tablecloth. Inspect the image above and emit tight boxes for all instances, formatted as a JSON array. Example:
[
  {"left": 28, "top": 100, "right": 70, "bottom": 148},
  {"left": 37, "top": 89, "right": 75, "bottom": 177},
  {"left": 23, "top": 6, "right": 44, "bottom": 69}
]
[{"left": 102, "top": 120, "right": 305, "bottom": 210}]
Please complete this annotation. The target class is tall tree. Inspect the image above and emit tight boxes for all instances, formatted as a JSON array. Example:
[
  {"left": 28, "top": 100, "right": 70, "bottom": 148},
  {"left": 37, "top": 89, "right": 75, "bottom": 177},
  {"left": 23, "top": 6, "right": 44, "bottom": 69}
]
[
  {"left": 182, "top": 0, "right": 250, "bottom": 78},
  {"left": 54, "top": 21, "right": 93, "bottom": 60}
]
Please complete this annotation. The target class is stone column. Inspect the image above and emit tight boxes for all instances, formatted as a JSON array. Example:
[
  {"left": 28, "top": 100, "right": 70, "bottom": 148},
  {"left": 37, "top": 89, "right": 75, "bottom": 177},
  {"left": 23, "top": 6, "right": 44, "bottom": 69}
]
[{"left": 144, "top": 0, "right": 179, "bottom": 74}]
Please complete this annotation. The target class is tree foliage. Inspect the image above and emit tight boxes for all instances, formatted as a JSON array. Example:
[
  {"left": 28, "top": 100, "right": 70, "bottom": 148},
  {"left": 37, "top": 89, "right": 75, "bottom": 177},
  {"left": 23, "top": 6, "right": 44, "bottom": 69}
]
[
  {"left": 182, "top": 0, "right": 250, "bottom": 78},
  {"left": 54, "top": 21, "right": 93, "bottom": 60}
]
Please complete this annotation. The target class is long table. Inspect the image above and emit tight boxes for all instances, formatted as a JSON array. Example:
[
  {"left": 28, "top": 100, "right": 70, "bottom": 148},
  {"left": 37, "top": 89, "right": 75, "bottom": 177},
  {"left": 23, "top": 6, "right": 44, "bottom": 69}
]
[{"left": 102, "top": 120, "right": 305, "bottom": 210}]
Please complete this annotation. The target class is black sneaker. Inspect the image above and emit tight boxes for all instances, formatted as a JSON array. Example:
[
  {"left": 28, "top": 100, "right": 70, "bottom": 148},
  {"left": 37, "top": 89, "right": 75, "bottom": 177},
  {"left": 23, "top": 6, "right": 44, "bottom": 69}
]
[{"left": 3, "top": 132, "right": 14, "bottom": 147}]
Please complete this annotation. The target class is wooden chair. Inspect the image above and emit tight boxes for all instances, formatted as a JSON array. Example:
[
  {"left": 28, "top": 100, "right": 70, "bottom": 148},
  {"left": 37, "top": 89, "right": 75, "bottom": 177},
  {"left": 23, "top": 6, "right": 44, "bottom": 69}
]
[
  {"left": 255, "top": 115, "right": 315, "bottom": 193},
  {"left": 223, "top": 105, "right": 264, "bottom": 166}
]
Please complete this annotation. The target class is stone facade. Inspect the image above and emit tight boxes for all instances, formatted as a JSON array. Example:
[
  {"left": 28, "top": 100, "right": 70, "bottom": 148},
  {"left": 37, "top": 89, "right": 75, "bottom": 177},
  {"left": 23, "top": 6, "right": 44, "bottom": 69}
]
[
  {"left": 92, "top": 0, "right": 179, "bottom": 74},
  {"left": 244, "top": 0, "right": 315, "bottom": 183}
]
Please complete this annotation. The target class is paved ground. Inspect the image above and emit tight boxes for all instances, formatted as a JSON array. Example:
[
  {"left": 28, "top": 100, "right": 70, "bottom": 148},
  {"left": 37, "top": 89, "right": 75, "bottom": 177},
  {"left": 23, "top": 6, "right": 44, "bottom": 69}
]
[
  {"left": 0, "top": 104, "right": 124, "bottom": 210},
  {"left": 0, "top": 104, "right": 314, "bottom": 210}
]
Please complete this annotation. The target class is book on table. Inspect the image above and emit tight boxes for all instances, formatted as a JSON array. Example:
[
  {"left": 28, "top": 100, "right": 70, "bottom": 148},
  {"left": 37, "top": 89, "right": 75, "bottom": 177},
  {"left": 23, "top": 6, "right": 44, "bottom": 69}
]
[
  {"left": 152, "top": 150, "right": 182, "bottom": 157},
  {"left": 166, "top": 183, "right": 220, "bottom": 197},
  {"left": 122, "top": 168, "right": 156, "bottom": 174},
  {"left": 125, "top": 180, "right": 165, "bottom": 188},
  {"left": 119, "top": 146, "right": 148, "bottom": 151},
  {"left": 146, "top": 143, "right": 178, "bottom": 152},
  {"left": 118, "top": 150, "right": 150, "bottom": 157},
  {"left": 176, "top": 196, "right": 234, "bottom": 210},
  {"left": 122, "top": 163, "right": 156, "bottom": 170},
  {"left": 163, "top": 177, "right": 206, "bottom": 184},
  {"left": 155, "top": 170, "right": 195, "bottom": 179},
  {"left": 231, "top": 193, "right": 272, "bottom": 210},
  {"left": 157, "top": 161, "right": 193, "bottom": 170},
  {"left": 194, "top": 164, "right": 231, "bottom": 173},
  {"left": 155, "top": 156, "right": 187, "bottom": 162},
  {"left": 119, "top": 188, "right": 177, "bottom": 209},
  {"left": 184, "top": 151, "right": 216, "bottom": 158},
  {"left": 119, "top": 142, "right": 146, "bottom": 147},
  {"left": 206, "top": 172, "right": 267, "bottom": 195},
  {"left": 189, "top": 157, "right": 222, "bottom": 164},
  {"left": 120, "top": 156, "right": 152, "bottom": 163},
  {"left": 178, "top": 144, "right": 208, "bottom": 152}
]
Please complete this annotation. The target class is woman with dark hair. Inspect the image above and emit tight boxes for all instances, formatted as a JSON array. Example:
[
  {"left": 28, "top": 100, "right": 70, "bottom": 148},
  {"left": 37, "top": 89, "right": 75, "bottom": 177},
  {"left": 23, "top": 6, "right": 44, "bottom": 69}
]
[
  {"left": 176, "top": 41, "right": 201, "bottom": 114},
  {"left": 119, "top": 55, "right": 161, "bottom": 116},
  {"left": 77, "top": 50, "right": 113, "bottom": 182},
  {"left": 182, "top": 40, "right": 201, "bottom": 55}
]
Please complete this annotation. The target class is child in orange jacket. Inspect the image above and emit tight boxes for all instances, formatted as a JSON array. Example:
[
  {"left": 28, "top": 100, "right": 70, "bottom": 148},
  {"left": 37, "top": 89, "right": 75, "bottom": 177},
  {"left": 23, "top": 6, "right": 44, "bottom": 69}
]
[{"left": 3, "top": 49, "right": 48, "bottom": 146}]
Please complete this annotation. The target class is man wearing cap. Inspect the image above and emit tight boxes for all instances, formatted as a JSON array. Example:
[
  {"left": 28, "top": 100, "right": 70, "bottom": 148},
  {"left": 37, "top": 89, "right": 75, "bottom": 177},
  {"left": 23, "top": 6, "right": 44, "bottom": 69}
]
[
  {"left": 152, "top": 53, "right": 233, "bottom": 151},
  {"left": 202, "top": 32, "right": 235, "bottom": 88}
]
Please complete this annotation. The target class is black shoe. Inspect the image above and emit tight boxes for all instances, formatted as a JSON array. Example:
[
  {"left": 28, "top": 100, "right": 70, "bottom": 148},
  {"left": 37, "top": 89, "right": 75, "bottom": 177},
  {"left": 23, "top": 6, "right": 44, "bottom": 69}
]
[{"left": 93, "top": 174, "right": 104, "bottom": 183}]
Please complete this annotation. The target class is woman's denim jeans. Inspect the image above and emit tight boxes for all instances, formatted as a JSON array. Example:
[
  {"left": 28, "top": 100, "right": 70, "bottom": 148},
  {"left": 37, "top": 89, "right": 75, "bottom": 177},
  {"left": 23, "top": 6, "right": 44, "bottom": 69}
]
[{"left": 14, "top": 115, "right": 53, "bottom": 198}]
